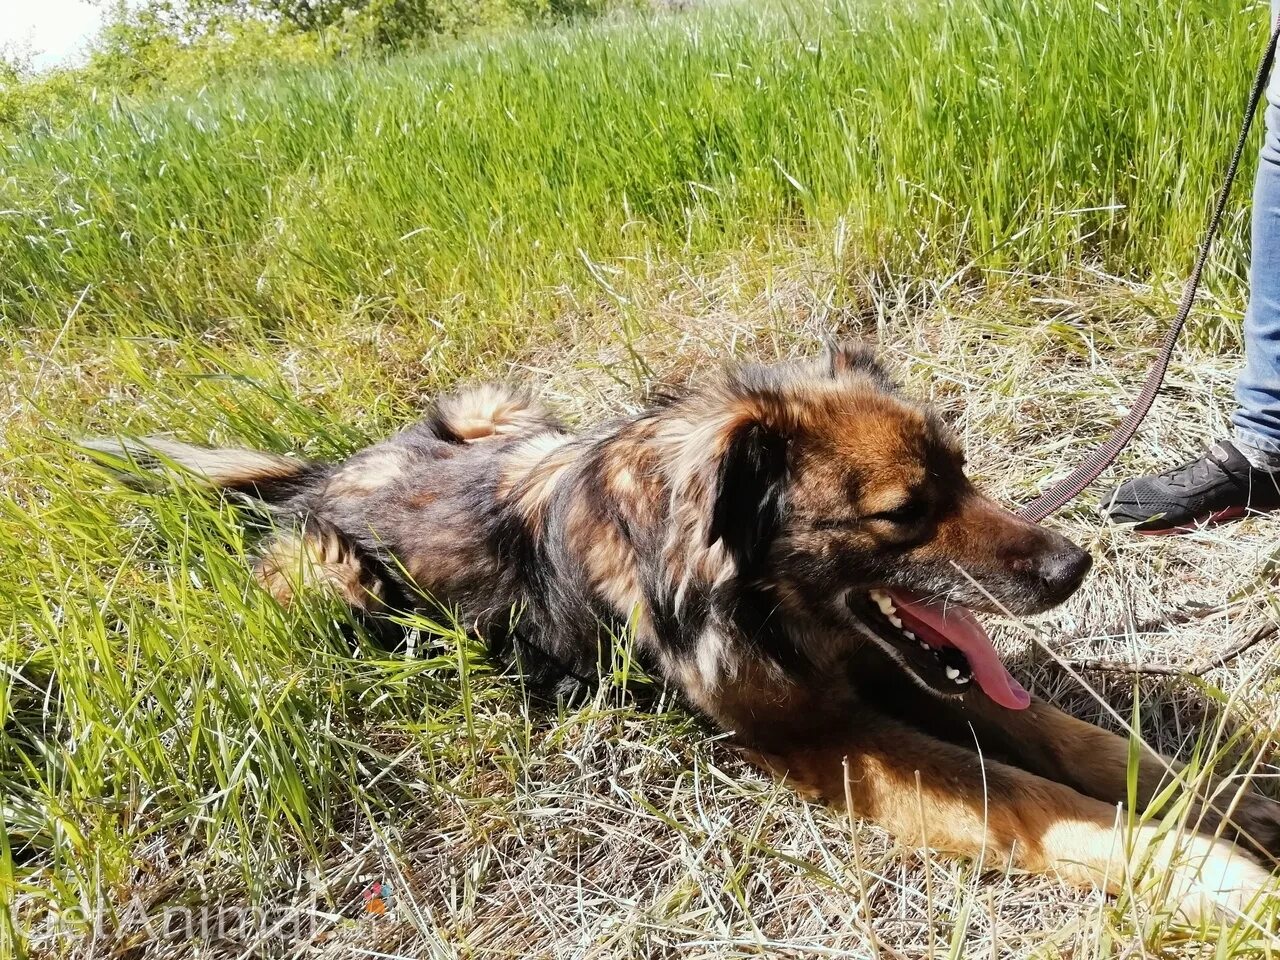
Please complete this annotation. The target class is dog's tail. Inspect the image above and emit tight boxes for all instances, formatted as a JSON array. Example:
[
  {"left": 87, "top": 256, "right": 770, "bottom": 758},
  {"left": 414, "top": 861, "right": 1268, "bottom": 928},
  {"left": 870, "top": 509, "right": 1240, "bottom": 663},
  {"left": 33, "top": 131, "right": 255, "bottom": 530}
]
[{"left": 81, "top": 437, "right": 326, "bottom": 504}]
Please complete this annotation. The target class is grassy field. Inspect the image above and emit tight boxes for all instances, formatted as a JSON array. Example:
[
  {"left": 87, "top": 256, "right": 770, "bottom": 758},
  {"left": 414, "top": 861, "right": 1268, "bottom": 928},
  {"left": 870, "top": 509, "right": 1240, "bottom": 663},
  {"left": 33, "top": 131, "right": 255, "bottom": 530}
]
[{"left": 6, "top": 0, "right": 1280, "bottom": 955}]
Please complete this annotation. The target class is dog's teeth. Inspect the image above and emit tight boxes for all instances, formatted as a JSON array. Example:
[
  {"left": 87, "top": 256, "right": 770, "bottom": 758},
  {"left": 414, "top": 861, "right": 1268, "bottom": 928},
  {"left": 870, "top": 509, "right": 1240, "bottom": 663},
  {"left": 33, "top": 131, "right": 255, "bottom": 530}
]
[
  {"left": 871, "top": 591, "right": 896, "bottom": 616},
  {"left": 919, "top": 642, "right": 930, "bottom": 650},
  {"left": 904, "top": 630, "right": 916, "bottom": 640},
  {"left": 956, "top": 675, "right": 971, "bottom": 684},
  {"left": 945, "top": 667, "right": 960, "bottom": 680},
  {"left": 887, "top": 615, "right": 903, "bottom": 629}
]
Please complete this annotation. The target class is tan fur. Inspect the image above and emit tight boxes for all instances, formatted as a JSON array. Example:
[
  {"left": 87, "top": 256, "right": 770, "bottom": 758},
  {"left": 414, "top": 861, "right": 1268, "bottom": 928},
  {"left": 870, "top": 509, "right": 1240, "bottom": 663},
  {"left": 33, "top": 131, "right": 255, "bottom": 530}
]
[
  {"left": 84, "top": 437, "right": 306, "bottom": 488},
  {"left": 500, "top": 433, "right": 578, "bottom": 524},
  {"left": 566, "top": 499, "right": 653, "bottom": 638},
  {"left": 499, "top": 431, "right": 573, "bottom": 489},
  {"left": 749, "top": 720, "right": 1272, "bottom": 920},
  {"left": 436, "top": 384, "right": 555, "bottom": 442},
  {"left": 324, "top": 449, "right": 408, "bottom": 499}
]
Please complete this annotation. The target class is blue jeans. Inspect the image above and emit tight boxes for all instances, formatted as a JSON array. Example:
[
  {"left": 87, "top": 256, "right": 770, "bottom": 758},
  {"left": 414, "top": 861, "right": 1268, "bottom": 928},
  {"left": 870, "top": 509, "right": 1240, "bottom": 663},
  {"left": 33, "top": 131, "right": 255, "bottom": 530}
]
[{"left": 1232, "top": 0, "right": 1280, "bottom": 455}]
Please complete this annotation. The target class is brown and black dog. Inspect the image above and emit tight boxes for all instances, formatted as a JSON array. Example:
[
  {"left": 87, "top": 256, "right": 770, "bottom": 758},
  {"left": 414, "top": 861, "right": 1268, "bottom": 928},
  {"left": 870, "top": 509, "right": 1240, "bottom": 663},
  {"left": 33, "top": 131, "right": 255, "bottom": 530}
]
[{"left": 91, "top": 343, "right": 1280, "bottom": 917}]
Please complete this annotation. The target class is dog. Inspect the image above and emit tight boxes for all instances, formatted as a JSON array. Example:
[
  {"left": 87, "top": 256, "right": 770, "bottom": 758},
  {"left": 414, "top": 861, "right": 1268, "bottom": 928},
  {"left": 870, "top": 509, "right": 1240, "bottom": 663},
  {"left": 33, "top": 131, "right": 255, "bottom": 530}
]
[{"left": 89, "top": 342, "right": 1280, "bottom": 919}]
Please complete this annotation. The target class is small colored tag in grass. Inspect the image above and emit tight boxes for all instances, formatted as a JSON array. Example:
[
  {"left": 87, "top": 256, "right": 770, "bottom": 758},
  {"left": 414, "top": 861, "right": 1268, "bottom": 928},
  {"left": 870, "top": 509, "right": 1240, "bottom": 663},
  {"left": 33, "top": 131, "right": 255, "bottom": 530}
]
[{"left": 362, "top": 880, "right": 392, "bottom": 917}]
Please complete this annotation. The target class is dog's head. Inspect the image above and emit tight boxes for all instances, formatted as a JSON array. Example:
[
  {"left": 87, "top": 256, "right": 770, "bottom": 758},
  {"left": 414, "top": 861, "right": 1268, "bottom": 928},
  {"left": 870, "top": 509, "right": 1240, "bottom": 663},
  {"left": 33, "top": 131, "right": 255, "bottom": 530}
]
[{"left": 687, "top": 342, "right": 1090, "bottom": 709}]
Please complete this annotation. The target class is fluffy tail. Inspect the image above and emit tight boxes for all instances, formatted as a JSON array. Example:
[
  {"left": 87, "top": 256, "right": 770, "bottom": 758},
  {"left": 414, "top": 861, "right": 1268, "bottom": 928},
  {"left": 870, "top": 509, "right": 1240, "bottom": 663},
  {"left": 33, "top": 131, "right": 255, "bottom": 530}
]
[{"left": 81, "top": 437, "right": 323, "bottom": 503}]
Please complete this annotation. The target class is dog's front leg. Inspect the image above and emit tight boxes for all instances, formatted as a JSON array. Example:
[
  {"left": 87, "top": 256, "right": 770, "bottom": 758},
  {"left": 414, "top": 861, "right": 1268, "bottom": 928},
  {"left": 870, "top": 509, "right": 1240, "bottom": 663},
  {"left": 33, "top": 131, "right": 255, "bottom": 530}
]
[
  {"left": 850, "top": 653, "right": 1280, "bottom": 863},
  {"left": 957, "top": 695, "right": 1280, "bottom": 863},
  {"left": 747, "top": 710, "right": 1274, "bottom": 920}
]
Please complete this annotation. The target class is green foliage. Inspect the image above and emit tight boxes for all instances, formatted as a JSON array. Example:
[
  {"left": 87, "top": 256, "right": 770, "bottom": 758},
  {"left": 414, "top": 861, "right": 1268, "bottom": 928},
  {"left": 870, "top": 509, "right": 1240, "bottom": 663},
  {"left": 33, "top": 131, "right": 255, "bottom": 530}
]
[
  {"left": 87, "top": 7, "right": 327, "bottom": 88},
  {"left": 0, "top": 0, "right": 1268, "bottom": 328},
  {"left": 1, "top": 0, "right": 636, "bottom": 135},
  {"left": 0, "top": 52, "right": 33, "bottom": 127},
  {"left": 1, "top": 10, "right": 331, "bottom": 133},
  {"left": 261, "top": 0, "right": 627, "bottom": 42},
  {"left": 346, "top": 0, "right": 525, "bottom": 48}
]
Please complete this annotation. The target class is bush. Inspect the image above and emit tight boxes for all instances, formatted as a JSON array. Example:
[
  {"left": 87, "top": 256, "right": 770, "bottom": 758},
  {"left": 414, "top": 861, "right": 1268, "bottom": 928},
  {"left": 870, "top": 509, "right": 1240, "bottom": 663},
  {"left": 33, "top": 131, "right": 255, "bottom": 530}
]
[
  {"left": 1, "top": 8, "right": 332, "bottom": 134},
  {"left": 344, "top": 0, "right": 624, "bottom": 48},
  {"left": 0, "top": 0, "right": 643, "bottom": 134},
  {"left": 88, "top": 12, "right": 330, "bottom": 91},
  {"left": 0, "top": 49, "right": 88, "bottom": 131},
  {"left": 346, "top": 0, "right": 524, "bottom": 48}
]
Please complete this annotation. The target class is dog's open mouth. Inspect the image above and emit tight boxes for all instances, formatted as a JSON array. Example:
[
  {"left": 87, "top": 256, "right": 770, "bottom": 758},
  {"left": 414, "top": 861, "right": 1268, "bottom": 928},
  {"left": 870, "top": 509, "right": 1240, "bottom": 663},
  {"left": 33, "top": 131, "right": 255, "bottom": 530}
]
[{"left": 850, "top": 589, "right": 1031, "bottom": 710}]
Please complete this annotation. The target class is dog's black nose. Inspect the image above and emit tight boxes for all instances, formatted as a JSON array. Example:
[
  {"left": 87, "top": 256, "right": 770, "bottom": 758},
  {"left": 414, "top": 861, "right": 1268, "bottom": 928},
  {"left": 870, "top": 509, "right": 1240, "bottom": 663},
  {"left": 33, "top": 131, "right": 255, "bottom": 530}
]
[{"left": 1036, "top": 547, "right": 1092, "bottom": 602}]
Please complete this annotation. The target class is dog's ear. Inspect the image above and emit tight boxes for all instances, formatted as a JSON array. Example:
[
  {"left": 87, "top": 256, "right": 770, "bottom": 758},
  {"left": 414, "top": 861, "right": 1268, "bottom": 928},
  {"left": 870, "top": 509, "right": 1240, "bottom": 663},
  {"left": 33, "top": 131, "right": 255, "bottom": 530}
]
[
  {"left": 824, "top": 340, "right": 895, "bottom": 388},
  {"left": 707, "top": 416, "right": 789, "bottom": 573}
]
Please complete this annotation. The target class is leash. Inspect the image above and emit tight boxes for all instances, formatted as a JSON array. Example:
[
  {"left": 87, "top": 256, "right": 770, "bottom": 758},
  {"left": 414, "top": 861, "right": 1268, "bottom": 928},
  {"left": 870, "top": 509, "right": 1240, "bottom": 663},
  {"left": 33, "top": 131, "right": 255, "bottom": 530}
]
[{"left": 1017, "top": 16, "right": 1280, "bottom": 524}]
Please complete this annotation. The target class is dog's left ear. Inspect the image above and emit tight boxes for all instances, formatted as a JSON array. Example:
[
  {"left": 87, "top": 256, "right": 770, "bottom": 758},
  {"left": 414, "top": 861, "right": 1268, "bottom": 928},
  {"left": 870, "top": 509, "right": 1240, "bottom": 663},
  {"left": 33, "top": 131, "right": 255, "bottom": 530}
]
[
  {"left": 707, "top": 416, "right": 789, "bottom": 573},
  {"left": 824, "top": 340, "right": 895, "bottom": 388}
]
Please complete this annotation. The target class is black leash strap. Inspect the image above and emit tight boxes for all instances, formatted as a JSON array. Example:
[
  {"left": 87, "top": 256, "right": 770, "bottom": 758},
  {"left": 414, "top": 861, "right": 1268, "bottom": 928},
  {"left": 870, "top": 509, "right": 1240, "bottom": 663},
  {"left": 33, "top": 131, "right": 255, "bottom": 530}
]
[{"left": 1018, "top": 17, "right": 1280, "bottom": 524}]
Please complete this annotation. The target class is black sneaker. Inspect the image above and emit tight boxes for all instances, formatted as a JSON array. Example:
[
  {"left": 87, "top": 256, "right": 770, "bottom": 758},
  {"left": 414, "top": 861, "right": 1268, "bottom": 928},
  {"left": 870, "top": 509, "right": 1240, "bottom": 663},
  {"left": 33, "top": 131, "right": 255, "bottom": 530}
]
[{"left": 1100, "top": 441, "right": 1280, "bottom": 534}]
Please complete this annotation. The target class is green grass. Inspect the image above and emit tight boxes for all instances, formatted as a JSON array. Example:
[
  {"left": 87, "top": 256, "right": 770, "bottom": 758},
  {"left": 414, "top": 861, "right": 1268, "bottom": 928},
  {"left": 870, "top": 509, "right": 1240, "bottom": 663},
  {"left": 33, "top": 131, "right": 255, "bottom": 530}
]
[
  {"left": 1, "top": 0, "right": 1268, "bottom": 341},
  {"left": 5, "top": 0, "right": 1280, "bottom": 955}
]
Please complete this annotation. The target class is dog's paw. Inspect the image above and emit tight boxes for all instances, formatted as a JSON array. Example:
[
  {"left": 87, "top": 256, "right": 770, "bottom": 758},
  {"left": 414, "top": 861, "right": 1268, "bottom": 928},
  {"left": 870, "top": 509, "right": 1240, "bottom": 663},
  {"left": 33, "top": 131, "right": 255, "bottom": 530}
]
[{"left": 1162, "top": 838, "right": 1276, "bottom": 923}]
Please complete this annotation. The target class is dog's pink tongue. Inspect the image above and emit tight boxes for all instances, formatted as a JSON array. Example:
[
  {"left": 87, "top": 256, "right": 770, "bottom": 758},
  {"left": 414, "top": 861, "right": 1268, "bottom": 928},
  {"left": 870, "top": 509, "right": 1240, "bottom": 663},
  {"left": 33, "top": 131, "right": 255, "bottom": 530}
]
[{"left": 887, "top": 590, "right": 1031, "bottom": 710}]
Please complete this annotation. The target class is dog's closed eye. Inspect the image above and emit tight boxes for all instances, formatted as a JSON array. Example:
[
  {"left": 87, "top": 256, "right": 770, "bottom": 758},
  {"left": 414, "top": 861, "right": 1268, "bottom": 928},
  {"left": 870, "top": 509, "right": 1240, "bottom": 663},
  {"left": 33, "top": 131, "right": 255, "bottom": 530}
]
[
  {"left": 865, "top": 496, "right": 928, "bottom": 526},
  {"left": 810, "top": 500, "right": 925, "bottom": 531}
]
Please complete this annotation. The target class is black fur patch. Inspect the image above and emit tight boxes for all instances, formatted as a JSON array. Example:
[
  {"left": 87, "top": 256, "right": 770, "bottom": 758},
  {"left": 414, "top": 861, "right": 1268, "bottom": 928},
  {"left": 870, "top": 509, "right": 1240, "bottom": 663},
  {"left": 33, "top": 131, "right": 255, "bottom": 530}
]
[
  {"left": 716, "top": 578, "right": 808, "bottom": 674},
  {"left": 423, "top": 408, "right": 467, "bottom": 445},
  {"left": 483, "top": 472, "right": 622, "bottom": 692},
  {"left": 825, "top": 340, "right": 896, "bottom": 391},
  {"left": 708, "top": 420, "right": 789, "bottom": 574},
  {"left": 225, "top": 465, "right": 329, "bottom": 505}
]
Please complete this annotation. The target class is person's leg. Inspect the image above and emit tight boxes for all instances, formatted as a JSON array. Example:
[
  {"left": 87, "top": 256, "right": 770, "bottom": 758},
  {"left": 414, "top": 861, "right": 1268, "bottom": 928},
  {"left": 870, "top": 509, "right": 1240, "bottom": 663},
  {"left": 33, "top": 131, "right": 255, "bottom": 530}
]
[
  {"left": 1233, "top": 0, "right": 1280, "bottom": 462},
  {"left": 1102, "top": 9, "right": 1280, "bottom": 531}
]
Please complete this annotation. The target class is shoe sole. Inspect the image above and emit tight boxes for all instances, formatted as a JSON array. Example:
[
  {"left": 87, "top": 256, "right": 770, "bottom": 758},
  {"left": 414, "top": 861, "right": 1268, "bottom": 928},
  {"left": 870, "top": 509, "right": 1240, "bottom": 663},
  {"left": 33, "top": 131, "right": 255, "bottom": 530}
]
[{"left": 1135, "top": 505, "right": 1248, "bottom": 536}]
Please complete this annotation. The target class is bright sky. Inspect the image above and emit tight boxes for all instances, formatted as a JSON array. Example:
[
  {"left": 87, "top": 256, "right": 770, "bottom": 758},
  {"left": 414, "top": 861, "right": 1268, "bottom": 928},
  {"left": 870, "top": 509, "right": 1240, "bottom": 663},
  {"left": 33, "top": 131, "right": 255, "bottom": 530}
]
[{"left": 1, "top": 0, "right": 107, "bottom": 71}]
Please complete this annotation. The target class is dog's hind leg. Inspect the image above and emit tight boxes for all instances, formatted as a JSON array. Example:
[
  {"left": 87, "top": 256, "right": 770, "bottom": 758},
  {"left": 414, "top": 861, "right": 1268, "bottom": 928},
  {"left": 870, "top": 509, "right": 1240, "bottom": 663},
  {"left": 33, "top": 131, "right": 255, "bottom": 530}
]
[
  {"left": 749, "top": 710, "right": 1275, "bottom": 921},
  {"left": 254, "top": 517, "right": 387, "bottom": 613}
]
